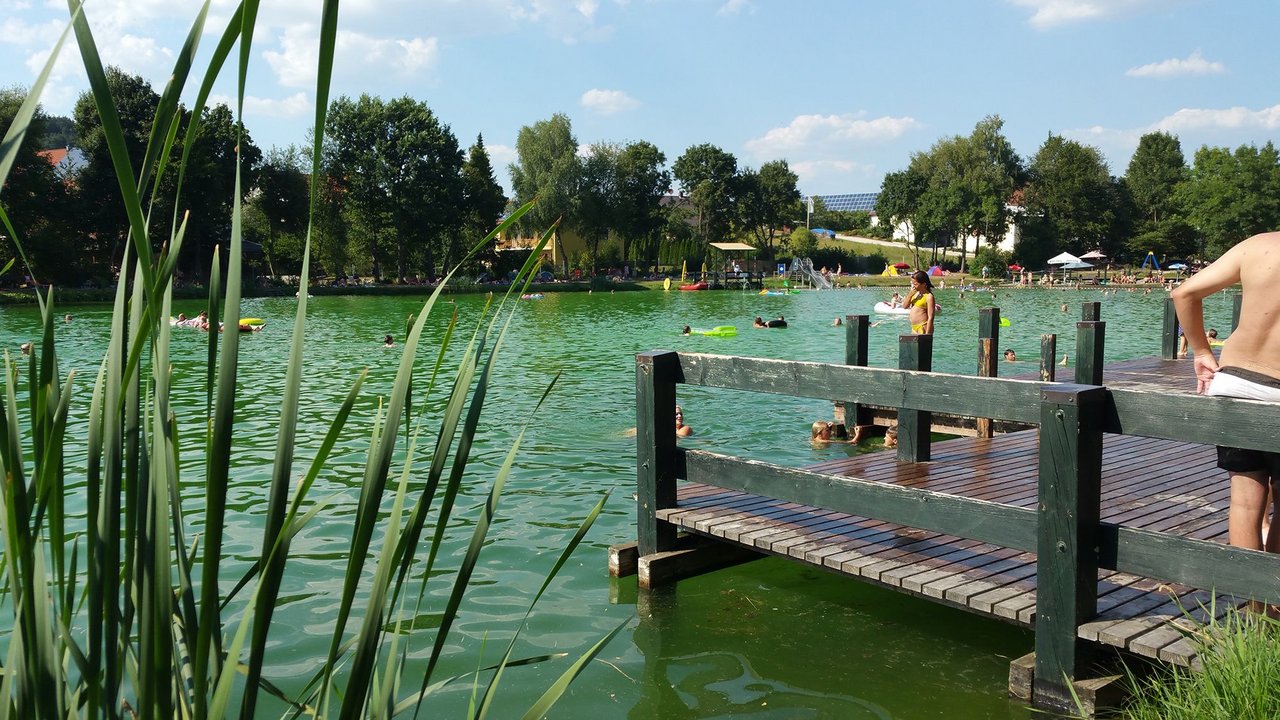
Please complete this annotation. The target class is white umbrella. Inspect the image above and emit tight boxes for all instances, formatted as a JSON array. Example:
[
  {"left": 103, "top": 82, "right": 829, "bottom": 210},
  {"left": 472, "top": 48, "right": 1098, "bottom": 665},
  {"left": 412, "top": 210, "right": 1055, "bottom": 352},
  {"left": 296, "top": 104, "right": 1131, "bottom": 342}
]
[
  {"left": 1079, "top": 250, "right": 1107, "bottom": 259},
  {"left": 1047, "top": 252, "right": 1081, "bottom": 265},
  {"left": 1061, "top": 261, "right": 1093, "bottom": 270}
]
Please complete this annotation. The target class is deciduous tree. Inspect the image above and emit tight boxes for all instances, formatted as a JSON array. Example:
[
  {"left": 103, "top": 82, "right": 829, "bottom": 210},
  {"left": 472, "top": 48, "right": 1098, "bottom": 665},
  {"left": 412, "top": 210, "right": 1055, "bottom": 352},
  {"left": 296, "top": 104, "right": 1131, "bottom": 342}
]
[{"left": 510, "top": 113, "right": 579, "bottom": 273}]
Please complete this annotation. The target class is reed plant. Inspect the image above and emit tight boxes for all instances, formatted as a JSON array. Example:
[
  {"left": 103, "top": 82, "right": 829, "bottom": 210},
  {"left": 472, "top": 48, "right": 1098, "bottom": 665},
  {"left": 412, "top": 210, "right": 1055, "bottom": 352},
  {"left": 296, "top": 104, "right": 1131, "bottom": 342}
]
[
  {"left": 1117, "top": 606, "right": 1280, "bottom": 720},
  {"left": 0, "top": 1, "right": 617, "bottom": 718}
]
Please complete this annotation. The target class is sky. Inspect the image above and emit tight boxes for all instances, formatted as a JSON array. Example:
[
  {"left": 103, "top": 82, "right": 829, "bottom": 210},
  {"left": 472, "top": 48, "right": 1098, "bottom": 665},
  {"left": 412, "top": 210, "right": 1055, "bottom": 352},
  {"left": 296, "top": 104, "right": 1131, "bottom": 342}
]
[{"left": 2, "top": 0, "right": 1279, "bottom": 197}]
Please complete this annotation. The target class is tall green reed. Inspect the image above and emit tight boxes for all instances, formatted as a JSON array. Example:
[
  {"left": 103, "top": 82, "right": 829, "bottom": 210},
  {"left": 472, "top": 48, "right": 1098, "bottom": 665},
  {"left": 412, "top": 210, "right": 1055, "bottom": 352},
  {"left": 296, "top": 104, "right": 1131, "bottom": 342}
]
[{"left": 0, "top": 1, "right": 618, "bottom": 718}]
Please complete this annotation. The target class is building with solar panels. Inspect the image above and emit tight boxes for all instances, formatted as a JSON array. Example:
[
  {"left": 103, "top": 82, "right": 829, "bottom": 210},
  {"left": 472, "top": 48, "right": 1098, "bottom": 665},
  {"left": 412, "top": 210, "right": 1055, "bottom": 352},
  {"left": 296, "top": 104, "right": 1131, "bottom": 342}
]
[
  {"left": 804, "top": 191, "right": 1019, "bottom": 254},
  {"left": 807, "top": 193, "right": 880, "bottom": 213}
]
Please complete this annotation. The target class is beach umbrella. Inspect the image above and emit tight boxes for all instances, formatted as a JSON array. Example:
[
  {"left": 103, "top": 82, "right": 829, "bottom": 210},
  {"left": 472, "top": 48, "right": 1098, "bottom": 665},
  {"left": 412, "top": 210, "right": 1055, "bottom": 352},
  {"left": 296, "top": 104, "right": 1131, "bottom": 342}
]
[
  {"left": 1080, "top": 250, "right": 1107, "bottom": 260},
  {"left": 1061, "top": 261, "right": 1093, "bottom": 270},
  {"left": 1047, "top": 252, "right": 1081, "bottom": 265},
  {"left": 1008, "top": 263, "right": 1023, "bottom": 271},
  {"left": 892, "top": 262, "right": 911, "bottom": 269},
  {"left": 1168, "top": 262, "right": 1188, "bottom": 271}
]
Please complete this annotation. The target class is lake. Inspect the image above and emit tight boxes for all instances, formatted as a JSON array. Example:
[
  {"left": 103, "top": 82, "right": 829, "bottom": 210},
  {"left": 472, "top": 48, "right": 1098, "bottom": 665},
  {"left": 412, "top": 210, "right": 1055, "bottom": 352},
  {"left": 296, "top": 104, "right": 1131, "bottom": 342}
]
[{"left": 0, "top": 283, "right": 1238, "bottom": 718}]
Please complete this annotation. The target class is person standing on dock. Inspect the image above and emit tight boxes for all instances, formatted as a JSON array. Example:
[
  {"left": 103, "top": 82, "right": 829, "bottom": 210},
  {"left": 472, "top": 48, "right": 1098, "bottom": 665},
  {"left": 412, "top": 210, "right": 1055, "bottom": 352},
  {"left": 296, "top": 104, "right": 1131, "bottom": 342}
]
[
  {"left": 1173, "top": 231, "right": 1280, "bottom": 554},
  {"left": 905, "top": 271, "right": 935, "bottom": 335}
]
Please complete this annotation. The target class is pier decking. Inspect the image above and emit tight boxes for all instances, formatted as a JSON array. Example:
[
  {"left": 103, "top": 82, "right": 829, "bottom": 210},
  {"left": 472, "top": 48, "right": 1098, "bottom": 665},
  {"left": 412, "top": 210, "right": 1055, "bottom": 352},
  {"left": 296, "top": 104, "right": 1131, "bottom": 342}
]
[{"left": 659, "top": 427, "right": 1232, "bottom": 669}]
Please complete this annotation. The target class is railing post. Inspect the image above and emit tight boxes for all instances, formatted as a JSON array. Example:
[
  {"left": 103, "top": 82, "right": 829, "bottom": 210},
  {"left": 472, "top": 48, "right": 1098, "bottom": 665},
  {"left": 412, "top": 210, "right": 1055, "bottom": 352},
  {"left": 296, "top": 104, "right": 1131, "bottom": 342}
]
[
  {"left": 1161, "top": 297, "right": 1179, "bottom": 359},
  {"left": 1081, "top": 302, "right": 1100, "bottom": 322},
  {"left": 1074, "top": 321, "right": 1105, "bottom": 386},
  {"left": 844, "top": 314, "right": 872, "bottom": 427},
  {"left": 636, "top": 351, "right": 680, "bottom": 557},
  {"left": 1231, "top": 292, "right": 1243, "bottom": 333},
  {"left": 897, "top": 334, "right": 932, "bottom": 462},
  {"left": 977, "top": 308, "right": 1000, "bottom": 437},
  {"left": 1033, "top": 384, "right": 1106, "bottom": 712},
  {"left": 1040, "top": 334, "right": 1057, "bottom": 382}
]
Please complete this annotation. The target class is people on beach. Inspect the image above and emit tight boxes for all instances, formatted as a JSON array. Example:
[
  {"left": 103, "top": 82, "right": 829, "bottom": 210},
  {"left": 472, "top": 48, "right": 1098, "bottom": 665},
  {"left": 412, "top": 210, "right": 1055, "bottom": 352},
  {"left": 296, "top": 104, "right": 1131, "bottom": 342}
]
[
  {"left": 905, "top": 271, "right": 935, "bottom": 335},
  {"left": 1004, "top": 349, "right": 1016, "bottom": 362},
  {"left": 1172, "top": 231, "right": 1280, "bottom": 558},
  {"left": 675, "top": 405, "right": 693, "bottom": 437}
]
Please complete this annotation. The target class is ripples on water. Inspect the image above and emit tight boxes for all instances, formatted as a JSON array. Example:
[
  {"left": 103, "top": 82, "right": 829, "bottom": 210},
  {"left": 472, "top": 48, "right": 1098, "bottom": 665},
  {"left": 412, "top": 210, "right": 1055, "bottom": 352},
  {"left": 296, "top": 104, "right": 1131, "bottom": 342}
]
[{"left": 0, "top": 285, "right": 1238, "bottom": 717}]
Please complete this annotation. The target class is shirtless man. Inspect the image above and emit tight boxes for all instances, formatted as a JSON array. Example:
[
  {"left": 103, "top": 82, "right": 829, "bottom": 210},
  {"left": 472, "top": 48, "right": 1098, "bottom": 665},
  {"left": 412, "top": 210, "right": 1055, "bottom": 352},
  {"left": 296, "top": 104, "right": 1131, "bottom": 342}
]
[{"left": 1172, "top": 231, "right": 1280, "bottom": 554}]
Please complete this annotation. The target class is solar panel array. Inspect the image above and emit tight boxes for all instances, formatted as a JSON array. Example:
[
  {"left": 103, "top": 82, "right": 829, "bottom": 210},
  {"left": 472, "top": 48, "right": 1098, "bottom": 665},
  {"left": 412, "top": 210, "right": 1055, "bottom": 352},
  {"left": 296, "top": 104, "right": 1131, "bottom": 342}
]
[{"left": 809, "top": 192, "right": 879, "bottom": 213}]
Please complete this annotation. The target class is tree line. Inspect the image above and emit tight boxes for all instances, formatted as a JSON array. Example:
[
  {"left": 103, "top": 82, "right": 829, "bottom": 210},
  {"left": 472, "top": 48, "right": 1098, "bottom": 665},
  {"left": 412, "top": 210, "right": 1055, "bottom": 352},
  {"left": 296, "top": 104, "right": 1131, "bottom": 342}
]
[
  {"left": 3, "top": 72, "right": 1278, "bottom": 287},
  {"left": 879, "top": 115, "right": 1280, "bottom": 271}
]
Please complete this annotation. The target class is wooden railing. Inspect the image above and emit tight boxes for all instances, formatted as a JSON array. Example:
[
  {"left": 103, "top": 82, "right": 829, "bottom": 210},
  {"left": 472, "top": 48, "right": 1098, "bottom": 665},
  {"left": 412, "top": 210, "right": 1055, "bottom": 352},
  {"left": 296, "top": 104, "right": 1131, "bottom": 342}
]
[{"left": 634, "top": 333, "right": 1280, "bottom": 711}]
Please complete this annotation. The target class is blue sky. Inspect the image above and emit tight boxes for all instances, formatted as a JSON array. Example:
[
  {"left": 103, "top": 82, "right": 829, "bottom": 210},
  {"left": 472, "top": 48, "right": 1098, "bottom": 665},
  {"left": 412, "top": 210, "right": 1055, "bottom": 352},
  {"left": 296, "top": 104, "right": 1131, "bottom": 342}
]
[{"left": 3, "top": 0, "right": 1279, "bottom": 196}]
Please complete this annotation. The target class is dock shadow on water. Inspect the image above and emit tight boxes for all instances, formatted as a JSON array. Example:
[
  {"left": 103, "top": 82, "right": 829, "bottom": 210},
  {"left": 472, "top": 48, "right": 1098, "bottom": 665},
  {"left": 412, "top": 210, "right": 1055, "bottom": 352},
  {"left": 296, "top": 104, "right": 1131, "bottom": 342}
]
[{"left": 612, "top": 559, "right": 1037, "bottom": 719}]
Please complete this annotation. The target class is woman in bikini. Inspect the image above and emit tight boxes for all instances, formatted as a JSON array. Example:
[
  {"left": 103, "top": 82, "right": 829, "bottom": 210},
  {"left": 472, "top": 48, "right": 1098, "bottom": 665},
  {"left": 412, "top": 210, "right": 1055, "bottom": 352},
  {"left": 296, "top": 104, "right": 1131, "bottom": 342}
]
[{"left": 905, "top": 270, "right": 935, "bottom": 335}]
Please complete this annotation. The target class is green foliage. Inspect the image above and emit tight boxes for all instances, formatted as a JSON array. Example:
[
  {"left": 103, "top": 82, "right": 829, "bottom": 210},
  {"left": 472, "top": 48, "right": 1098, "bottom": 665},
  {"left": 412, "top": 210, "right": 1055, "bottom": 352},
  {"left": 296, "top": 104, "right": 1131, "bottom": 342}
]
[
  {"left": 459, "top": 134, "right": 508, "bottom": 273},
  {"left": 788, "top": 226, "right": 818, "bottom": 258},
  {"left": 1176, "top": 142, "right": 1280, "bottom": 258},
  {"left": 1120, "top": 608, "right": 1280, "bottom": 720},
  {"left": 0, "top": 86, "right": 71, "bottom": 283},
  {"left": 614, "top": 140, "right": 669, "bottom": 270},
  {"left": 971, "top": 245, "right": 1009, "bottom": 278},
  {"left": 510, "top": 113, "right": 579, "bottom": 271},
  {"left": 736, "top": 159, "right": 799, "bottom": 252},
  {"left": 1022, "top": 134, "right": 1115, "bottom": 256},
  {"left": 672, "top": 143, "right": 738, "bottom": 244}
]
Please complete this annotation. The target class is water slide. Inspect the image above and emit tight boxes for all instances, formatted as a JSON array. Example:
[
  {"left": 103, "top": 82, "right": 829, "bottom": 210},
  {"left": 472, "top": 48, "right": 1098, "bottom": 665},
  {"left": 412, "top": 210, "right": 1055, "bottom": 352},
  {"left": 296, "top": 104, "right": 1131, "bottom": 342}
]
[{"left": 789, "top": 257, "right": 833, "bottom": 290}]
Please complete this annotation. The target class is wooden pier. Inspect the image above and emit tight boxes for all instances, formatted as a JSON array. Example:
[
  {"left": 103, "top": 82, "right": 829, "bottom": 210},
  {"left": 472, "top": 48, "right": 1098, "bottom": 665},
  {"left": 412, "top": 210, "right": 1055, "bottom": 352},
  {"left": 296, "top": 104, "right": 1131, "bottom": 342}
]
[{"left": 612, "top": 298, "right": 1280, "bottom": 715}]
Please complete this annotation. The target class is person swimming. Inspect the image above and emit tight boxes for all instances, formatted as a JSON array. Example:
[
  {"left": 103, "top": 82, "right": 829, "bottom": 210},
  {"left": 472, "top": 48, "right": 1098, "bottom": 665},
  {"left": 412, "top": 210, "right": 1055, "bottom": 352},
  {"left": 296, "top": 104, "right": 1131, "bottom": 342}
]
[
  {"left": 754, "top": 315, "right": 787, "bottom": 328},
  {"left": 383, "top": 334, "right": 394, "bottom": 347}
]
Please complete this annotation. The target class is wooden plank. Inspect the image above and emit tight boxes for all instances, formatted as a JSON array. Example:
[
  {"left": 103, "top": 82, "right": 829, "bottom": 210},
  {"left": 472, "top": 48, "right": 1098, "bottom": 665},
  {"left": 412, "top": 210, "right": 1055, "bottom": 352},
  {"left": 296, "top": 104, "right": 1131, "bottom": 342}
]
[
  {"left": 1106, "top": 387, "right": 1280, "bottom": 453},
  {"left": 638, "top": 540, "right": 764, "bottom": 589},
  {"left": 682, "top": 450, "right": 1038, "bottom": 551},
  {"left": 673, "top": 352, "right": 1046, "bottom": 424}
]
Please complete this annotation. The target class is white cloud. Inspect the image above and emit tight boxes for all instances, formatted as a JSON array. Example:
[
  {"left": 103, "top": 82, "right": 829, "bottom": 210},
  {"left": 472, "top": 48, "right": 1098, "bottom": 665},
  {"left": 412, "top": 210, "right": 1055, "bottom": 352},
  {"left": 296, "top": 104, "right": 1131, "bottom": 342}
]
[
  {"left": 718, "top": 0, "right": 754, "bottom": 16},
  {"left": 580, "top": 88, "right": 638, "bottom": 115},
  {"left": 264, "top": 24, "right": 440, "bottom": 89},
  {"left": 744, "top": 113, "right": 922, "bottom": 158},
  {"left": 1126, "top": 50, "right": 1226, "bottom": 78},
  {"left": 1009, "top": 0, "right": 1156, "bottom": 29},
  {"left": 210, "top": 91, "right": 311, "bottom": 120},
  {"left": 1152, "top": 104, "right": 1280, "bottom": 132},
  {"left": 485, "top": 143, "right": 516, "bottom": 170}
]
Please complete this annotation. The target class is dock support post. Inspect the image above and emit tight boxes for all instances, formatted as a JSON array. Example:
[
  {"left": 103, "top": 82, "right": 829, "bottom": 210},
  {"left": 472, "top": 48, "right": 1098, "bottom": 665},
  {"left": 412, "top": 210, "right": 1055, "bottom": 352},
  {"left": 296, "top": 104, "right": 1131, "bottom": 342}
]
[
  {"left": 843, "top": 314, "right": 873, "bottom": 428},
  {"left": 1081, "top": 302, "right": 1100, "bottom": 321},
  {"left": 1161, "top": 297, "right": 1179, "bottom": 359},
  {"left": 1034, "top": 384, "right": 1105, "bottom": 713},
  {"left": 1074, "top": 321, "right": 1105, "bottom": 386},
  {"left": 898, "top": 334, "right": 932, "bottom": 462},
  {"left": 1040, "top": 334, "right": 1057, "bottom": 382},
  {"left": 636, "top": 351, "right": 680, "bottom": 559},
  {"left": 977, "top": 308, "right": 1001, "bottom": 437}
]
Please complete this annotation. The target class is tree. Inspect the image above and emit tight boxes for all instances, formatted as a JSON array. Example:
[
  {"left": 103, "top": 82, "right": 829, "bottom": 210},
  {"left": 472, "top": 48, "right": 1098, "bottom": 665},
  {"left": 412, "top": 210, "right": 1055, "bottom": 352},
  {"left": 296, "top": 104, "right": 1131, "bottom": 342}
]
[
  {"left": 575, "top": 143, "right": 619, "bottom": 274},
  {"left": 324, "top": 94, "right": 463, "bottom": 281},
  {"left": 672, "top": 143, "right": 737, "bottom": 245},
  {"left": 72, "top": 67, "right": 164, "bottom": 267},
  {"left": 247, "top": 145, "right": 310, "bottom": 277},
  {"left": 177, "top": 103, "right": 263, "bottom": 277},
  {"left": 737, "top": 159, "right": 799, "bottom": 254},
  {"left": 459, "top": 134, "right": 507, "bottom": 273},
  {"left": 0, "top": 86, "right": 72, "bottom": 283},
  {"left": 1177, "top": 142, "right": 1280, "bottom": 257},
  {"left": 877, "top": 168, "right": 927, "bottom": 266},
  {"left": 1022, "top": 134, "right": 1114, "bottom": 258},
  {"left": 788, "top": 226, "right": 818, "bottom": 259},
  {"left": 509, "top": 113, "right": 579, "bottom": 273},
  {"left": 613, "top": 140, "right": 669, "bottom": 272},
  {"left": 1126, "top": 132, "right": 1187, "bottom": 224}
]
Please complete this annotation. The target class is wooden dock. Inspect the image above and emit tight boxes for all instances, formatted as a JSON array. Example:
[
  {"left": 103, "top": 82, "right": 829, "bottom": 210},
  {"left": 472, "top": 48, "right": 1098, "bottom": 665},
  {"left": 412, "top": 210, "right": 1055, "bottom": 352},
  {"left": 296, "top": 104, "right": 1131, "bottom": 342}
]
[
  {"left": 658, "top": 428, "right": 1231, "bottom": 668},
  {"left": 615, "top": 300, "right": 1280, "bottom": 714}
]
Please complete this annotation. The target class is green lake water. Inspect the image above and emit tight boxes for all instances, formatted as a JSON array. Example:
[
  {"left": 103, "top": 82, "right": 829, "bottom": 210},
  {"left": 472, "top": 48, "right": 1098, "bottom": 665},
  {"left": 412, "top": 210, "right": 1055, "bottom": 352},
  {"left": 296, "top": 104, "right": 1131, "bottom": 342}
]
[{"left": 0, "top": 284, "right": 1240, "bottom": 718}]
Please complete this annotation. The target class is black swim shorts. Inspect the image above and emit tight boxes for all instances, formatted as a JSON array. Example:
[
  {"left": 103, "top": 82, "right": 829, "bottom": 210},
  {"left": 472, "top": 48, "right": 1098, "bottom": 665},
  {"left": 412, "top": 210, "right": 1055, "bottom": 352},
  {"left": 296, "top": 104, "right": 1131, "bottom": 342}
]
[{"left": 1217, "top": 446, "right": 1280, "bottom": 479}]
